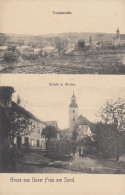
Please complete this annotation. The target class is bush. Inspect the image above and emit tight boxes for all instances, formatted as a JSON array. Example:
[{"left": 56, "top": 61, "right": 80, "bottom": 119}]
[{"left": 4, "top": 51, "right": 19, "bottom": 63}]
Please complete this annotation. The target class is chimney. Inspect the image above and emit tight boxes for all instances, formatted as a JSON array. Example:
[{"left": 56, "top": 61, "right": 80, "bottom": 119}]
[{"left": 17, "top": 95, "right": 21, "bottom": 105}]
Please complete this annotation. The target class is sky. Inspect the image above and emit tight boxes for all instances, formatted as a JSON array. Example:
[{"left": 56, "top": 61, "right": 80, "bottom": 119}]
[
  {"left": 0, "top": 0, "right": 125, "bottom": 35},
  {"left": 1, "top": 74, "right": 125, "bottom": 129}
]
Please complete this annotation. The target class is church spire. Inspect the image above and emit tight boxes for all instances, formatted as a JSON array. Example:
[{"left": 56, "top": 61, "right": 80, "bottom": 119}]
[
  {"left": 116, "top": 28, "right": 120, "bottom": 38},
  {"left": 69, "top": 92, "right": 78, "bottom": 108}
]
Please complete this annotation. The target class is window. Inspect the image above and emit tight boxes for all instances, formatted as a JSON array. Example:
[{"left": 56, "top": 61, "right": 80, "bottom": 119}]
[
  {"left": 31, "top": 139, "right": 35, "bottom": 146},
  {"left": 31, "top": 123, "right": 35, "bottom": 129},
  {"left": 37, "top": 140, "right": 40, "bottom": 147},
  {"left": 73, "top": 118, "right": 75, "bottom": 121},
  {"left": 24, "top": 137, "right": 29, "bottom": 147},
  {"left": 37, "top": 124, "right": 40, "bottom": 133}
]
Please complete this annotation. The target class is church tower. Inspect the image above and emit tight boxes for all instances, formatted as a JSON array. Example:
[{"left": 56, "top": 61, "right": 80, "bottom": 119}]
[
  {"left": 69, "top": 92, "right": 78, "bottom": 131},
  {"left": 116, "top": 28, "right": 120, "bottom": 39},
  {"left": 89, "top": 36, "right": 92, "bottom": 46}
]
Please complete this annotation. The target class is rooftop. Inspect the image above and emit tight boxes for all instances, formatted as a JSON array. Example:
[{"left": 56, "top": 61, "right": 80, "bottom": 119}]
[
  {"left": 76, "top": 115, "right": 90, "bottom": 126},
  {"left": 45, "top": 121, "right": 58, "bottom": 129},
  {"left": 11, "top": 102, "right": 46, "bottom": 125}
]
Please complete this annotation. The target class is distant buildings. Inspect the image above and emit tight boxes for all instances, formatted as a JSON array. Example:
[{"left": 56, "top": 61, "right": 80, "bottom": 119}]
[{"left": 112, "top": 28, "right": 125, "bottom": 47}]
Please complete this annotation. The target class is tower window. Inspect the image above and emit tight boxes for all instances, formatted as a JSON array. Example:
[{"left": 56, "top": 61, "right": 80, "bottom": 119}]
[
  {"left": 73, "top": 118, "right": 75, "bottom": 121},
  {"left": 73, "top": 110, "right": 75, "bottom": 113}
]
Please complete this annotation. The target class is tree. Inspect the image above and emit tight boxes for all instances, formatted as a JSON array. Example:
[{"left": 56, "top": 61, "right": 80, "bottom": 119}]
[
  {"left": 4, "top": 51, "right": 19, "bottom": 63},
  {"left": 7, "top": 102, "right": 33, "bottom": 139},
  {"left": 77, "top": 39, "right": 85, "bottom": 50},
  {"left": 42, "top": 126, "right": 58, "bottom": 140},
  {"left": 55, "top": 37, "right": 68, "bottom": 54},
  {"left": 71, "top": 128, "right": 78, "bottom": 141},
  {"left": 98, "top": 98, "right": 125, "bottom": 161},
  {"left": 92, "top": 122, "right": 120, "bottom": 158},
  {"left": 0, "top": 33, "right": 6, "bottom": 46},
  {"left": 0, "top": 87, "right": 33, "bottom": 171},
  {"left": 71, "top": 128, "right": 78, "bottom": 155}
]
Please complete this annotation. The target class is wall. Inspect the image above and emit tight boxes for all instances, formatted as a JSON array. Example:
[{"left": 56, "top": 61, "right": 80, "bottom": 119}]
[{"left": 69, "top": 107, "right": 78, "bottom": 130}]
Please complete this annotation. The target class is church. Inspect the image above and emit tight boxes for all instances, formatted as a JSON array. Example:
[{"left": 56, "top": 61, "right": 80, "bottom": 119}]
[
  {"left": 112, "top": 28, "right": 125, "bottom": 47},
  {"left": 69, "top": 92, "right": 92, "bottom": 139}
]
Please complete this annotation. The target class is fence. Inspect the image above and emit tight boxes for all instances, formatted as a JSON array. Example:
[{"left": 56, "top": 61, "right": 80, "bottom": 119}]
[{"left": 46, "top": 139, "right": 72, "bottom": 155}]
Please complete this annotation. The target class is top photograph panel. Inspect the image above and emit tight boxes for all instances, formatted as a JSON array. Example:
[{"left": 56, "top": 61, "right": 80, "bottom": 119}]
[{"left": 0, "top": 0, "right": 125, "bottom": 74}]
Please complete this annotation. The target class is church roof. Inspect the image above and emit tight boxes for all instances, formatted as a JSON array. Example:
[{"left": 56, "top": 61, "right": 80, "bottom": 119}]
[
  {"left": 76, "top": 115, "right": 90, "bottom": 126},
  {"left": 112, "top": 36, "right": 118, "bottom": 40},
  {"left": 69, "top": 92, "right": 78, "bottom": 108},
  {"left": 120, "top": 34, "right": 125, "bottom": 40},
  {"left": 69, "top": 102, "right": 78, "bottom": 108},
  {"left": 112, "top": 34, "right": 125, "bottom": 41}
]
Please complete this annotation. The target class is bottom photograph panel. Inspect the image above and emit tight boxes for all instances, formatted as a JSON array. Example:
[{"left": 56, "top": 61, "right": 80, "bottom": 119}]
[{"left": 0, "top": 75, "right": 125, "bottom": 174}]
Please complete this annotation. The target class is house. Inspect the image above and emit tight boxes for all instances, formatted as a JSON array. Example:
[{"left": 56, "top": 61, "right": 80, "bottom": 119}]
[
  {"left": 12, "top": 102, "right": 46, "bottom": 151},
  {"left": 41, "top": 45, "right": 57, "bottom": 56},
  {"left": 0, "top": 87, "right": 47, "bottom": 151},
  {"left": 76, "top": 115, "right": 92, "bottom": 139}
]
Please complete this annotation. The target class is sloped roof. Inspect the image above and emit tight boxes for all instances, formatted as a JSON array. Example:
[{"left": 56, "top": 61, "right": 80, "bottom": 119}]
[
  {"left": 112, "top": 34, "right": 125, "bottom": 41},
  {"left": 69, "top": 93, "right": 78, "bottom": 108},
  {"left": 11, "top": 102, "right": 46, "bottom": 125},
  {"left": 45, "top": 121, "right": 58, "bottom": 128},
  {"left": 76, "top": 115, "right": 90, "bottom": 126},
  {"left": 120, "top": 34, "right": 125, "bottom": 40},
  {"left": 69, "top": 102, "right": 78, "bottom": 108}
]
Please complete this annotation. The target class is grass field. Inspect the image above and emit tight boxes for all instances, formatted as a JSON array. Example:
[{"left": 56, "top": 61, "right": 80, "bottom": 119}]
[{"left": 0, "top": 49, "right": 125, "bottom": 74}]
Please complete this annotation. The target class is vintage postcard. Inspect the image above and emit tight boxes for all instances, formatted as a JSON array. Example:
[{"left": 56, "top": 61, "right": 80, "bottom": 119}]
[
  {"left": 0, "top": 0, "right": 125, "bottom": 195},
  {"left": 0, "top": 0, "right": 125, "bottom": 74}
]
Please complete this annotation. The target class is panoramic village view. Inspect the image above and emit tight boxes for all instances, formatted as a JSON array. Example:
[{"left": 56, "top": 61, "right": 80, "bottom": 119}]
[
  {"left": 0, "top": 28, "right": 125, "bottom": 74},
  {"left": 0, "top": 83, "right": 125, "bottom": 174}
]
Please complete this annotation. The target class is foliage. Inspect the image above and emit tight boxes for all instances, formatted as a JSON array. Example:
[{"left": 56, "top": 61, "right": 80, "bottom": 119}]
[
  {"left": 6, "top": 103, "right": 33, "bottom": 137},
  {"left": 42, "top": 125, "right": 58, "bottom": 140},
  {"left": 0, "top": 33, "right": 6, "bottom": 46},
  {"left": 97, "top": 98, "right": 125, "bottom": 160},
  {"left": 78, "top": 135, "right": 97, "bottom": 156},
  {"left": 55, "top": 37, "right": 68, "bottom": 53},
  {"left": 4, "top": 51, "right": 19, "bottom": 63},
  {"left": 0, "top": 87, "right": 33, "bottom": 138},
  {"left": 81, "top": 136, "right": 95, "bottom": 146},
  {"left": 77, "top": 39, "right": 85, "bottom": 50},
  {"left": 93, "top": 122, "right": 125, "bottom": 158},
  {"left": 71, "top": 128, "right": 78, "bottom": 141},
  {"left": 98, "top": 98, "right": 125, "bottom": 131},
  {"left": 71, "top": 128, "right": 78, "bottom": 155},
  {"left": 7, "top": 45, "right": 17, "bottom": 52},
  {"left": 0, "top": 87, "right": 15, "bottom": 107}
]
